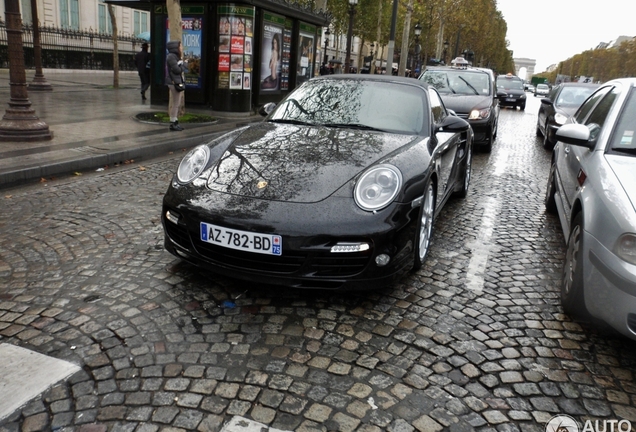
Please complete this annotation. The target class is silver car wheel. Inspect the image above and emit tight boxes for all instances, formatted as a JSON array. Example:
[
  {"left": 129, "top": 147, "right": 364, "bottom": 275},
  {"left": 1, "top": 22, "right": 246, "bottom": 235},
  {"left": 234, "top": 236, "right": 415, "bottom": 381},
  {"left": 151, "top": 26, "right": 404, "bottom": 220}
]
[
  {"left": 563, "top": 223, "right": 581, "bottom": 296},
  {"left": 561, "top": 213, "right": 590, "bottom": 319},
  {"left": 418, "top": 183, "right": 435, "bottom": 262}
]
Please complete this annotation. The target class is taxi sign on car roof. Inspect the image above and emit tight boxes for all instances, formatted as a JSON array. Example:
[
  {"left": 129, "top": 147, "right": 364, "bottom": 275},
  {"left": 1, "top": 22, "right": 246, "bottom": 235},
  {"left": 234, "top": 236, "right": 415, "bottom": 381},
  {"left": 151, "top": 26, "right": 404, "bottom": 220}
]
[{"left": 450, "top": 56, "right": 469, "bottom": 68}]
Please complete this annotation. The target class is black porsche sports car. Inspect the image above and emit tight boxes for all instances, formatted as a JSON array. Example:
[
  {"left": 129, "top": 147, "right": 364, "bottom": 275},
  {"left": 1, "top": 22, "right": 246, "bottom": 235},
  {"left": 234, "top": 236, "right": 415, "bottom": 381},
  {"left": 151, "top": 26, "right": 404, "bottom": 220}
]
[{"left": 162, "top": 75, "right": 473, "bottom": 290}]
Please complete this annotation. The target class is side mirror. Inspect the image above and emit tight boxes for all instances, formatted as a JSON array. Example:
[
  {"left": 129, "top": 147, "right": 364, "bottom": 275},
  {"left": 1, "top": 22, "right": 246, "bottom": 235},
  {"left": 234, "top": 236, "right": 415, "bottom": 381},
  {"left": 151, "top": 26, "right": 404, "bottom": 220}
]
[
  {"left": 438, "top": 114, "right": 470, "bottom": 133},
  {"left": 555, "top": 123, "right": 598, "bottom": 149},
  {"left": 259, "top": 102, "right": 277, "bottom": 117}
]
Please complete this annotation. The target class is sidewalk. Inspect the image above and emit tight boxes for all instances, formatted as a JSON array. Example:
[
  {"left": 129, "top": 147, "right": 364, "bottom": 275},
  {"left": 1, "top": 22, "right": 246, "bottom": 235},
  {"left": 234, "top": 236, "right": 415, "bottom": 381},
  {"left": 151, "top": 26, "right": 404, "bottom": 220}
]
[{"left": 0, "top": 69, "right": 261, "bottom": 189}]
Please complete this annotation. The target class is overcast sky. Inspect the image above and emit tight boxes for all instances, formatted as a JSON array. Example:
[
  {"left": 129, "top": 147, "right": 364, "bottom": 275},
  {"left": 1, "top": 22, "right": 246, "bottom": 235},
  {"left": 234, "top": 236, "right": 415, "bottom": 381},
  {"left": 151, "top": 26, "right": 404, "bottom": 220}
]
[{"left": 496, "top": 0, "right": 635, "bottom": 73}]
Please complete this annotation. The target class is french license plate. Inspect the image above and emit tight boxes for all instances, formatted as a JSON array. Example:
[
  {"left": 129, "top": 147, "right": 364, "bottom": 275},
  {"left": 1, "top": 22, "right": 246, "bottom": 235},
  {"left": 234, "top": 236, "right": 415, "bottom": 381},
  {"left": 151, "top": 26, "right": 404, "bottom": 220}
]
[
  {"left": 505, "top": 98, "right": 516, "bottom": 102},
  {"left": 200, "top": 222, "right": 282, "bottom": 256}
]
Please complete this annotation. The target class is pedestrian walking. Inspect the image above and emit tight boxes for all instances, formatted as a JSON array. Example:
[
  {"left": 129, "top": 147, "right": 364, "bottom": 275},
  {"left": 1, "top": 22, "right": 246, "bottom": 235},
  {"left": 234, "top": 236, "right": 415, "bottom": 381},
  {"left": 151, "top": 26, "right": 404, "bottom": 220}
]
[
  {"left": 165, "top": 40, "right": 188, "bottom": 132},
  {"left": 134, "top": 43, "right": 151, "bottom": 100}
]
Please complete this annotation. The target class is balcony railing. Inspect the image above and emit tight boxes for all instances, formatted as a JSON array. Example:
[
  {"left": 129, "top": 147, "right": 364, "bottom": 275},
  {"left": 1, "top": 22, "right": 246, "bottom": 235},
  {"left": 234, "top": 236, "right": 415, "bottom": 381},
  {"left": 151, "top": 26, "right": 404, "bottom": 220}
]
[{"left": 0, "top": 22, "right": 145, "bottom": 70}]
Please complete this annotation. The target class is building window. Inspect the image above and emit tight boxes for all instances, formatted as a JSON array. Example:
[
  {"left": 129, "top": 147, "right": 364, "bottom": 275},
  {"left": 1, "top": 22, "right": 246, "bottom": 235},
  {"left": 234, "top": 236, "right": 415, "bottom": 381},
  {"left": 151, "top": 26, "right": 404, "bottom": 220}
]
[
  {"left": 20, "top": 0, "right": 32, "bottom": 25},
  {"left": 60, "top": 0, "right": 79, "bottom": 30},
  {"left": 134, "top": 10, "right": 148, "bottom": 35},
  {"left": 98, "top": 3, "right": 113, "bottom": 34}
]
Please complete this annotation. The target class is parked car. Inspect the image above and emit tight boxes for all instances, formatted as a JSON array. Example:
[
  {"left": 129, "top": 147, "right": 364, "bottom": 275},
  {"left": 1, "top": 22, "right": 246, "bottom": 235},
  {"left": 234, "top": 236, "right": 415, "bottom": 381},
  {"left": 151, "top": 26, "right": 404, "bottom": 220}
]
[
  {"left": 419, "top": 65, "right": 500, "bottom": 152},
  {"left": 496, "top": 73, "right": 526, "bottom": 110},
  {"left": 534, "top": 83, "right": 550, "bottom": 97},
  {"left": 536, "top": 82, "right": 600, "bottom": 149},
  {"left": 162, "top": 75, "right": 474, "bottom": 291},
  {"left": 545, "top": 78, "right": 636, "bottom": 340},
  {"left": 526, "top": 84, "right": 535, "bottom": 93}
]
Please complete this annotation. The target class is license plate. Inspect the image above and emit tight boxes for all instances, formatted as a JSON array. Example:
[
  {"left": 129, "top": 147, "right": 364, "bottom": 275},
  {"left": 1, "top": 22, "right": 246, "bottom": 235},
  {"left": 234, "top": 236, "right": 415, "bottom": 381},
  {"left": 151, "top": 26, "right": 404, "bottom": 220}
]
[
  {"left": 505, "top": 98, "right": 516, "bottom": 102},
  {"left": 200, "top": 222, "right": 282, "bottom": 256}
]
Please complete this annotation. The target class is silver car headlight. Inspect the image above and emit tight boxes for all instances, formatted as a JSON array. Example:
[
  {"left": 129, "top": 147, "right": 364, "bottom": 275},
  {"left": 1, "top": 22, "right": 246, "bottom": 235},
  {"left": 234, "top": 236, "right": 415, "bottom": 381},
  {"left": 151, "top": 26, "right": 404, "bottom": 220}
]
[
  {"left": 615, "top": 234, "right": 636, "bottom": 266},
  {"left": 554, "top": 112, "right": 568, "bottom": 125},
  {"left": 354, "top": 164, "right": 403, "bottom": 211},
  {"left": 177, "top": 145, "right": 210, "bottom": 184}
]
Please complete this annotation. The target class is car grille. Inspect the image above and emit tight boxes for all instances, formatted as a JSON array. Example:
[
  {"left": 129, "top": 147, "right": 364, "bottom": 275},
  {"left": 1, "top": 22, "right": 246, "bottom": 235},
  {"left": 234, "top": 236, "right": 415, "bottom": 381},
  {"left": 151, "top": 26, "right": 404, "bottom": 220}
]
[
  {"left": 166, "top": 222, "right": 372, "bottom": 277},
  {"left": 164, "top": 221, "right": 192, "bottom": 250}
]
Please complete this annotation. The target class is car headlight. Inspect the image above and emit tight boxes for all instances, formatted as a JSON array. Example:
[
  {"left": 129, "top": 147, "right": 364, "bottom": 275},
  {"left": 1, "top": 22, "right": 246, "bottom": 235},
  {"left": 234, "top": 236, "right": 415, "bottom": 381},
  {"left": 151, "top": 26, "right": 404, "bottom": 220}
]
[
  {"left": 554, "top": 112, "right": 568, "bottom": 125},
  {"left": 469, "top": 108, "right": 490, "bottom": 120},
  {"left": 354, "top": 164, "right": 402, "bottom": 211},
  {"left": 177, "top": 145, "right": 210, "bottom": 184},
  {"left": 520, "top": 94, "right": 526, "bottom": 99},
  {"left": 615, "top": 234, "right": 636, "bottom": 266}
]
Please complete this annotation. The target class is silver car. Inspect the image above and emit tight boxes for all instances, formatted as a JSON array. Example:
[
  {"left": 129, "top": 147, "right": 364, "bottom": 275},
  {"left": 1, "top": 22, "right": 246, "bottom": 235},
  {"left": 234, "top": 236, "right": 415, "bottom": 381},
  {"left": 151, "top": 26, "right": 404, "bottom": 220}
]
[{"left": 545, "top": 78, "right": 636, "bottom": 340}]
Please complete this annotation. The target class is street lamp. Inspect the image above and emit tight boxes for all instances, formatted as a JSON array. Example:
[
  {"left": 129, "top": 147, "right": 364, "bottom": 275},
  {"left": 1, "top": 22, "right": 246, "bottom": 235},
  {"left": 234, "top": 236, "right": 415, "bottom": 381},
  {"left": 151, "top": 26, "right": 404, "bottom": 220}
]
[
  {"left": 323, "top": 28, "right": 330, "bottom": 67},
  {"left": 414, "top": 23, "right": 422, "bottom": 75},
  {"left": 344, "top": 0, "right": 358, "bottom": 74},
  {"left": 443, "top": 40, "right": 449, "bottom": 65}
]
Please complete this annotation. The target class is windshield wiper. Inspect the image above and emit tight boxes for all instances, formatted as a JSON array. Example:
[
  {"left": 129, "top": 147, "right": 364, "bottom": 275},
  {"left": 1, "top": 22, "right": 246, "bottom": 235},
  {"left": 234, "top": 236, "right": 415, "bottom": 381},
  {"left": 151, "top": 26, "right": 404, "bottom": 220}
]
[
  {"left": 457, "top": 76, "right": 479, "bottom": 95},
  {"left": 323, "top": 123, "right": 386, "bottom": 132},
  {"left": 267, "top": 118, "right": 313, "bottom": 126}
]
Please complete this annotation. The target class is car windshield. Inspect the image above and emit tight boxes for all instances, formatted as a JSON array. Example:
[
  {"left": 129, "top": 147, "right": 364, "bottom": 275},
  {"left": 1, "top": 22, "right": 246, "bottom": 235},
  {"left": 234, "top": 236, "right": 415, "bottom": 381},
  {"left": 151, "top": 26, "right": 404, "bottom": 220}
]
[
  {"left": 420, "top": 70, "right": 491, "bottom": 96},
  {"left": 268, "top": 79, "right": 428, "bottom": 135},
  {"left": 609, "top": 87, "right": 636, "bottom": 156},
  {"left": 497, "top": 78, "right": 524, "bottom": 90},
  {"left": 555, "top": 86, "right": 596, "bottom": 107}
]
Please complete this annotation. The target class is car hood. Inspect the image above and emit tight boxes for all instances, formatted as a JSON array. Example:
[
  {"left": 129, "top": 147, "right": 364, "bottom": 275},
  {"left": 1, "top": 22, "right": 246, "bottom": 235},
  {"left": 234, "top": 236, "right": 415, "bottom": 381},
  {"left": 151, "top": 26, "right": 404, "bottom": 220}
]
[
  {"left": 555, "top": 105, "right": 578, "bottom": 117},
  {"left": 205, "top": 122, "right": 420, "bottom": 203},
  {"left": 440, "top": 94, "right": 492, "bottom": 115},
  {"left": 606, "top": 155, "right": 636, "bottom": 213}
]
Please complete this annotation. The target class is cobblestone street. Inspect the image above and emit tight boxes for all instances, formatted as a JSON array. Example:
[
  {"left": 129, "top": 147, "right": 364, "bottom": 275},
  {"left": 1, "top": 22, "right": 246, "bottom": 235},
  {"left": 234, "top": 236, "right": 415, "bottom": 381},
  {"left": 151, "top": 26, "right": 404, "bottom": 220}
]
[{"left": 2, "top": 96, "right": 636, "bottom": 432}]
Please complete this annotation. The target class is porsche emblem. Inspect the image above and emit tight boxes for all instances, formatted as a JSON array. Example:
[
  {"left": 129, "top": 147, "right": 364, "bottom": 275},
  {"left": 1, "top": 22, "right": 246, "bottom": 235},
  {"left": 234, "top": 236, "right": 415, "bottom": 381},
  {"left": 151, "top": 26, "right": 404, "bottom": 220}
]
[{"left": 257, "top": 181, "right": 268, "bottom": 189}]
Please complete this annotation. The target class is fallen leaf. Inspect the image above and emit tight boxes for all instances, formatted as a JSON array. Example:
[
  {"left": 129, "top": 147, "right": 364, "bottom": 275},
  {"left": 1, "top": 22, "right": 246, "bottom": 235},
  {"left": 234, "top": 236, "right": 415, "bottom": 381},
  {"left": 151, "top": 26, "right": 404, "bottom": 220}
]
[
  {"left": 5, "top": 195, "right": 12, "bottom": 199},
  {"left": 74, "top": 172, "right": 82, "bottom": 176},
  {"left": 40, "top": 178, "right": 47, "bottom": 183},
  {"left": 139, "top": 166, "right": 146, "bottom": 171}
]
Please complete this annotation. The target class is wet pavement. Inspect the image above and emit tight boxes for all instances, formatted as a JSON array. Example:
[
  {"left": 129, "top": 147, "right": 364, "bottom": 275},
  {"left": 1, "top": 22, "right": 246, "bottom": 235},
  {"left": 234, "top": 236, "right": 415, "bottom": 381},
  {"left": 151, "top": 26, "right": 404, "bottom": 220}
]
[
  {"left": 1, "top": 93, "right": 636, "bottom": 432},
  {"left": 0, "top": 69, "right": 260, "bottom": 188}
]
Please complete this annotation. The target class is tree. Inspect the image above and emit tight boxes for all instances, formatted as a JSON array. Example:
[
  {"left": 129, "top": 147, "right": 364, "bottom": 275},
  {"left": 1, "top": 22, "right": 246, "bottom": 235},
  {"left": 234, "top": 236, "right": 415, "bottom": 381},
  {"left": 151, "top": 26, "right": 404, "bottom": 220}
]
[
  {"left": 108, "top": 5, "right": 119, "bottom": 88},
  {"left": 166, "top": 0, "right": 185, "bottom": 116}
]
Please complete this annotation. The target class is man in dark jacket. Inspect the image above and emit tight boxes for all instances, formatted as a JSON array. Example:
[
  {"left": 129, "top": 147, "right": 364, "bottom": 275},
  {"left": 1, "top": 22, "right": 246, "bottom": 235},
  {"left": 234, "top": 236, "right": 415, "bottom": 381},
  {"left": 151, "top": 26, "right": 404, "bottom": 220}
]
[{"left": 134, "top": 43, "right": 150, "bottom": 100}]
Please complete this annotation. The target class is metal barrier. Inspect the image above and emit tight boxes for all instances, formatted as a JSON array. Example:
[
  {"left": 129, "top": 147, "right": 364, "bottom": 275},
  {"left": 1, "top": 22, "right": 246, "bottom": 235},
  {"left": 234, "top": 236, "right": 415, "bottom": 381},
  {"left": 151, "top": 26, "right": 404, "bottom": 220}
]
[{"left": 0, "top": 22, "right": 145, "bottom": 70}]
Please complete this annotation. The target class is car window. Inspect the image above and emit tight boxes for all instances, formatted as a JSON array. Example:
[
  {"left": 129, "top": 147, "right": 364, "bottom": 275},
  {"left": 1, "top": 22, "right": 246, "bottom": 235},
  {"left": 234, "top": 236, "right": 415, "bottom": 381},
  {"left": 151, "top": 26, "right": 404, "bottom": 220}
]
[
  {"left": 270, "top": 79, "right": 428, "bottom": 135},
  {"left": 497, "top": 77, "right": 524, "bottom": 90},
  {"left": 422, "top": 70, "right": 491, "bottom": 96},
  {"left": 583, "top": 86, "right": 618, "bottom": 132},
  {"left": 574, "top": 86, "right": 612, "bottom": 124},
  {"left": 428, "top": 88, "right": 446, "bottom": 123},
  {"left": 608, "top": 87, "right": 636, "bottom": 154},
  {"left": 556, "top": 86, "right": 598, "bottom": 107}
]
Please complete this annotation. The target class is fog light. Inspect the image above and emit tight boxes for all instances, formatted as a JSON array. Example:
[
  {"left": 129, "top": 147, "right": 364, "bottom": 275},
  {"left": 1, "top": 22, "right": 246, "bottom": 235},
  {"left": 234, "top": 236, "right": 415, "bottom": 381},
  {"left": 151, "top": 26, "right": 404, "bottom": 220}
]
[
  {"left": 331, "top": 242, "right": 370, "bottom": 253},
  {"left": 165, "top": 210, "right": 180, "bottom": 224},
  {"left": 375, "top": 254, "right": 390, "bottom": 266}
]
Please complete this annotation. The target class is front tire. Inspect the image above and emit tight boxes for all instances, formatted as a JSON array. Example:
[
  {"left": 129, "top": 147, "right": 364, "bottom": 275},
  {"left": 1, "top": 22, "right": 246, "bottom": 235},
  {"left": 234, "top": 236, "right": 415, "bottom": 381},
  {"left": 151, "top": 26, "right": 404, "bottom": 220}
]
[
  {"left": 412, "top": 182, "right": 436, "bottom": 271},
  {"left": 561, "top": 213, "right": 591, "bottom": 319},
  {"left": 454, "top": 144, "right": 472, "bottom": 198},
  {"left": 545, "top": 161, "right": 558, "bottom": 214},
  {"left": 543, "top": 128, "right": 553, "bottom": 150}
]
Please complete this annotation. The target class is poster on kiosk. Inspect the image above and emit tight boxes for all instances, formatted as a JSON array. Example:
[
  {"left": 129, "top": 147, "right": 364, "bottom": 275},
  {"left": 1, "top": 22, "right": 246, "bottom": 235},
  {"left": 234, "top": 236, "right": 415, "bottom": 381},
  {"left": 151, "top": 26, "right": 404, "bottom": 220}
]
[{"left": 217, "top": 6, "right": 255, "bottom": 91}]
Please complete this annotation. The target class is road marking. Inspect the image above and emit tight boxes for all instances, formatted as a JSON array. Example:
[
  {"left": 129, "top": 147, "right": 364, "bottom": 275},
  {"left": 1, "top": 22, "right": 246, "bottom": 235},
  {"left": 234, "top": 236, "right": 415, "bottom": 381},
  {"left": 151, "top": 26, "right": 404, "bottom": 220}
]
[
  {"left": 465, "top": 196, "right": 500, "bottom": 293},
  {"left": 0, "top": 344, "right": 81, "bottom": 421},
  {"left": 221, "top": 416, "right": 291, "bottom": 432}
]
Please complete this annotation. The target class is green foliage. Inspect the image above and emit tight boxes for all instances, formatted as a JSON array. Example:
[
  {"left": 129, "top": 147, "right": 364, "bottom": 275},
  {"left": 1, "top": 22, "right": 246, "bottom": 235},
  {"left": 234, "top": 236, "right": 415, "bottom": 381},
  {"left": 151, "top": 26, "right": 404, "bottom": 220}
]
[
  {"left": 541, "top": 38, "right": 636, "bottom": 83},
  {"left": 323, "top": 0, "right": 513, "bottom": 74}
]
